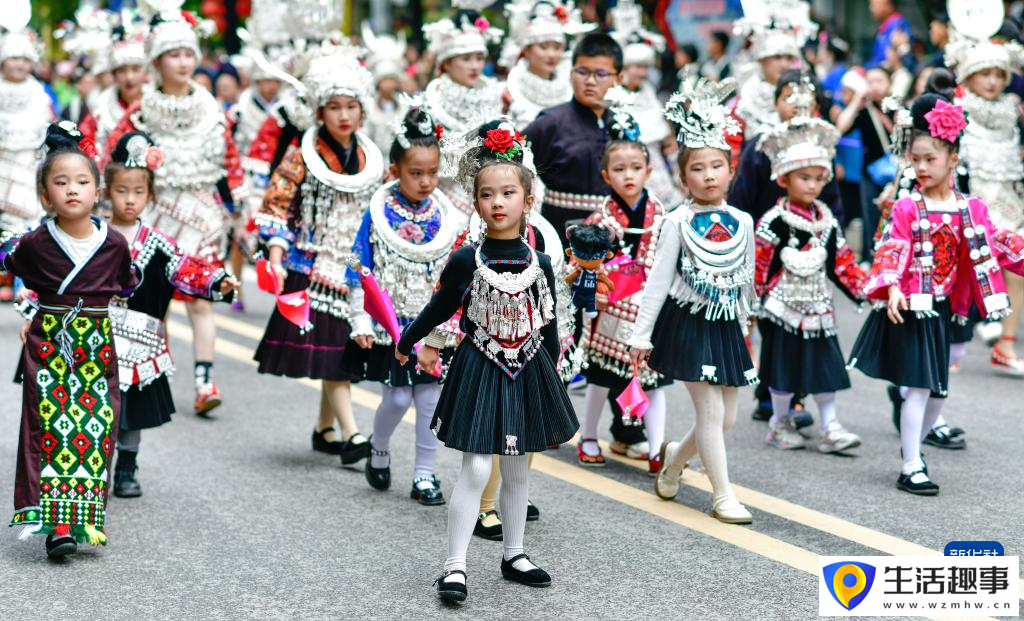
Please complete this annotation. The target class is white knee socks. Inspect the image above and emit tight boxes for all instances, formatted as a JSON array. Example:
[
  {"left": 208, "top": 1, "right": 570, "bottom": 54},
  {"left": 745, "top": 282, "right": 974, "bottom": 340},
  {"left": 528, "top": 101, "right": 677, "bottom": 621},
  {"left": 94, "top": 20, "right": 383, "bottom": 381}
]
[
  {"left": 668, "top": 382, "right": 736, "bottom": 505},
  {"left": 371, "top": 386, "right": 412, "bottom": 468},
  {"left": 580, "top": 385, "right": 610, "bottom": 456},
  {"left": 814, "top": 392, "right": 837, "bottom": 432},
  {"left": 371, "top": 384, "right": 441, "bottom": 478},
  {"left": 644, "top": 388, "right": 667, "bottom": 459},
  {"left": 413, "top": 384, "right": 441, "bottom": 479},
  {"left": 497, "top": 455, "right": 535, "bottom": 571},
  {"left": 900, "top": 388, "right": 930, "bottom": 474},
  {"left": 768, "top": 388, "right": 793, "bottom": 428}
]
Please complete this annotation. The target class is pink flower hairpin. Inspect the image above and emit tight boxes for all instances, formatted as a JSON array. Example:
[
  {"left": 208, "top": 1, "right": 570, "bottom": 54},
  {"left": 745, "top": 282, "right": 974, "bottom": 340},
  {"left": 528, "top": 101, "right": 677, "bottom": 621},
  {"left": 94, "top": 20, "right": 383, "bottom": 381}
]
[{"left": 924, "top": 99, "right": 967, "bottom": 143}]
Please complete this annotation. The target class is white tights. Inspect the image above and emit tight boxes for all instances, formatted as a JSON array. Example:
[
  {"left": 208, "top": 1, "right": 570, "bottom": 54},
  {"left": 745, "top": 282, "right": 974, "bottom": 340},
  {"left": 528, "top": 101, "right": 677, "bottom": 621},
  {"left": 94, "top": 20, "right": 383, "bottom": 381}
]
[
  {"left": 443, "top": 453, "right": 533, "bottom": 581},
  {"left": 768, "top": 389, "right": 837, "bottom": 433},
  {"left": 898, "top": 342, "right": 966, "bottom": 433},
  {"left": 370, "top": 384, "right": 441, "bottom": 479},
  {"left": 664, "top": 382, "right": 738, "bottom": 505},
  {"left": 580, "top": 385, "right": 666, "bottom": 458},
  {"left": 899, "top": 388, "right": 945, "bottom": 474}
]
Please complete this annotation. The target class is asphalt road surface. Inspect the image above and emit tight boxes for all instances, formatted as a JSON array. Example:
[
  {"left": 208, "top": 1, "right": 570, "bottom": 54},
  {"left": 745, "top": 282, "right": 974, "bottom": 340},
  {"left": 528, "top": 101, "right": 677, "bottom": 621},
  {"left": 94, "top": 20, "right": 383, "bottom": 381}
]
[{"left": 0, "top": 279, "right": 1021, "bottom": 620}]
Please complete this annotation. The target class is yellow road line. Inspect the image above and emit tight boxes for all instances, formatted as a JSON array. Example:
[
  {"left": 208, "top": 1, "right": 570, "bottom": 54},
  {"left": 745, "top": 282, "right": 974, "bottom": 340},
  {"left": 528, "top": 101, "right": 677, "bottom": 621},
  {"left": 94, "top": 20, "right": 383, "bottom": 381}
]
[{"left": 168, "top": 310, "right": 1022, "bottom": 605}]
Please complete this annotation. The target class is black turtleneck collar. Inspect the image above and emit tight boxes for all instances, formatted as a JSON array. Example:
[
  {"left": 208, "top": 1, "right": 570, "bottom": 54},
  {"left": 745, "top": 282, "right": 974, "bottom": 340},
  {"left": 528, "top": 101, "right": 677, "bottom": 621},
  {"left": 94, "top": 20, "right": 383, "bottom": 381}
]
[{"left": 480, "top": 236, "right": 529, "bottom": 257}]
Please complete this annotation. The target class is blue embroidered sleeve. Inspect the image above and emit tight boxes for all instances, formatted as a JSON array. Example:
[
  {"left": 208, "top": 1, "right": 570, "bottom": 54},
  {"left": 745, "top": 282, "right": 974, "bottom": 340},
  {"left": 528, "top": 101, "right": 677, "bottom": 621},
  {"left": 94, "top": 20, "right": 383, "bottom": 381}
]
[{"left": 347, "top": 209, "right": 374, "bottom": 287}]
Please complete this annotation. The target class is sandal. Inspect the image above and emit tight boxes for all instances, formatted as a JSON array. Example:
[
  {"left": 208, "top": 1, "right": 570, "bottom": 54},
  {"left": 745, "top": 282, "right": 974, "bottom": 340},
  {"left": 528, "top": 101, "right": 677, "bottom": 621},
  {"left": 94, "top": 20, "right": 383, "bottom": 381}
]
[{"left": 992, "top": 336, "right": 1024, "bottom": 377}]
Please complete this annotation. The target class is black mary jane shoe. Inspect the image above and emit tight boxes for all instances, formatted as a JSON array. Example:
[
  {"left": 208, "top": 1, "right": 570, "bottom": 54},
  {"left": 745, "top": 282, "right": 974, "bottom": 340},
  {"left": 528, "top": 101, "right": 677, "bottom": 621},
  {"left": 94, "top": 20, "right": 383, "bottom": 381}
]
[
  {"left": 339, "top": 433, "right": 370, "bottom": 466},
  {"left": 45, "top": 533, "right": 77, "bottom": 559},
  {"left": 500, "top": 554, "right": 551, "bottom": 587},
  {"left": 312, "top": 427, "right": 342, "bottom": 455},
  {"left": 364, "top": 439, "right": 391, "bottom": 491},
  {"left": 923, "top": 425, "right": 966, "bottom": 450},
  {"left": 434, "top": 570, "right": 468, "bottom": 602},
  {"left": 410, "top": 475, "right": 446, "bottom": 506},
  {"left": 526, "top": 500, "right": 540, "bottom": 522},
  {"left": 896, "top": 470, "right": 939, "bottom": 496},
  {"left": 948, "top": 426, "right": 965, "bottom": 438},
  {"left": 473, "top": 510, "right": 503, "bottom": 541}
]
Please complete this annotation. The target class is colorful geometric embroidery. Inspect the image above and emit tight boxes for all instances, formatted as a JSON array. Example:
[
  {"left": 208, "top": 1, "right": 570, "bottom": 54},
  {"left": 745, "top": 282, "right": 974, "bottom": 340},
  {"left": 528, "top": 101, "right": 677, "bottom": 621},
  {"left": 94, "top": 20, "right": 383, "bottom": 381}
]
[
  {"left": 929, "top": 224, "right": 959, "bottom": 288},
  {"left": 13, "top": 311, "right": 115, "bottom": 544}
]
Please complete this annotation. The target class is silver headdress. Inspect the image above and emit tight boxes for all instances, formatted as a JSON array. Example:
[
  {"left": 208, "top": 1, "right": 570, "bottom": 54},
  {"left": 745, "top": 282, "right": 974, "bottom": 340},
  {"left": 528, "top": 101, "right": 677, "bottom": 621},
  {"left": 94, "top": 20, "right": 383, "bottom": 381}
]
[
  {"left": 362, "top": 21, "right": 408, "bottom": 82},
  {"left": 424, "top": 3, "right": 504, "bottom": 64},
  {"left": 499, "top": 0, "right": 595, "bottom": 68},
  {"left": 301, "top": 43, "right": 374, "bottom": 110},
  {"left": 0, "top": 0, "right": 41, "bottom": 64},
  {"left": 440, "top": 117, "right": 538, "bottom": 194},
  {"left": 233, "top": 0, "right": 297, "bottom": 82},
  {"left": 664, "top": 77, "right": 741, "bottom": 151},
  {"left": 610, "top": 0, "right": 666, "bottom": 67},
  {"left": 602, "top": 86, "right": 643, "bottom": 143},
  {"left": 142, "top": 0, "right": 216, "bottom": 62},
  {"left": 55, "top": 7, "right": 119, "bottom": 74},
  {"left": 109, "top": 12, "right": 150, "bottom": 71},
  {"left": 756, "top": 112, "right": 839, "bottom": 180},
  {"left": 733, "top": 0, "right": 817, "bottom": 61},
  {"left": 389, "top": 95, "right": 440, "bottom": 149},
  {"left": 945, "top": 0, "right": 1024, "bottom": 84}
]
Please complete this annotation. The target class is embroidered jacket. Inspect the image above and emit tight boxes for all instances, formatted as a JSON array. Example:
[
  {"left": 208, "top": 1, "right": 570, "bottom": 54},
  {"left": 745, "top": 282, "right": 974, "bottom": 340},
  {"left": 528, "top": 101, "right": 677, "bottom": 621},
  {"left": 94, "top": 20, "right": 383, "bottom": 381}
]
[
  {"left": 755, "top": 200, "right": 866, "bottom": 337},
  {"left": 867, "top": 193, "right": 1024, "bottom": 320}
]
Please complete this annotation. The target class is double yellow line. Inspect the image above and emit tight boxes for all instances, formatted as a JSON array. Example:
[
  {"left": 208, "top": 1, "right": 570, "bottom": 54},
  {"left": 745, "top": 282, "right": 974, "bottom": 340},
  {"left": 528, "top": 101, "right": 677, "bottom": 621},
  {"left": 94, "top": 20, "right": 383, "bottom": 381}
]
[{"left": 167, "top": 304, "right": 1018, "bottom": 614}]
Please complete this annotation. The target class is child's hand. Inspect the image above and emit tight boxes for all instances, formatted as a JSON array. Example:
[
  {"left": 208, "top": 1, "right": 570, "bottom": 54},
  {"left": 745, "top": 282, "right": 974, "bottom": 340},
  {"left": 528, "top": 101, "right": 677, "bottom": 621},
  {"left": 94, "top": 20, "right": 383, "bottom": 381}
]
[
  {"left": 19, "top": 319, "right": 30, "bottom": 344},
  {"left": 220, "top": 277, "right": 240, "bottom": 295},
  {"left": 395, "top": 348, "right": 410, "bottom": 365},
  {"left": 354, "top": 335, "right": 374, "bottom": 349},
  {"left": 270, "top": 261, "right": 286, "bottom": 293},
  {"left": 596, "top": 292, "right": 609, "bottom": 311},
  {"left": 887, "top": 285, "right": 907, "bottom": 324},
  {"left": 629, "top": 346, "right": 650, "bottom": 366},
  {"left": 416, "top": 344, "right": 440, "bottom": 373}
]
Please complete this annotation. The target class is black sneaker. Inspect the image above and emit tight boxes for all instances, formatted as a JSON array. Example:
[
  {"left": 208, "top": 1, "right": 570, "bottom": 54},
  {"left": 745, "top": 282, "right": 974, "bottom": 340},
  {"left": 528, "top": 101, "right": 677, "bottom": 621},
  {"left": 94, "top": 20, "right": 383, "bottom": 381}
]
[
  {"left": 888, "top": 385, "right": 903, "bottom": 432},
  {"left": 312, "top": 427, "right": 342, "bottom": 455},
  {"left": 364, "top": 437, "right": 390, "bottom": 491},
  {"left": 923, "top": 426, "right": 966, "bottom": 450},
  {"left": 434, "top": 570, "right": 467, "bottom": 602},
  {"left": 410, "top": 475, "right": 445, "bottom": 506},
  {"left": 751, "top": 401, "right": 772, "bottom": 421},
  {"left": 473, "top": 510, "right": 503, "bottom": 541},
  {"left": 339, "top": 433, "right": 370, "bottom": 465},
  {"left": 113, "top": 450, "right": 142, "bottom": 498},
  {"left": 791, "top": 400, "right": 813, "bottom": 431},
  {"left": 501, "top": 554, "right": 551, "bottom": 587},
  {"left": 897, "top": 470, "right": 939, "bottom": 496},
  {"left": 45, "top": 532, "right": 77, "bottom": 558},
  {"left": 526, "top": 500, "right": 540, "bottom": 522}
]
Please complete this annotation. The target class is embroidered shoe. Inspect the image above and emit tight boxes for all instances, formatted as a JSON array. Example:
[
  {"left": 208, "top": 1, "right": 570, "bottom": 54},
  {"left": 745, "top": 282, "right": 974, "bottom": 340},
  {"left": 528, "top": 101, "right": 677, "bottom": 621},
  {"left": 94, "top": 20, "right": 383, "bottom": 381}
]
[
  {"left": 765, "top": 421, "right": 805, "bottom": 450},
  {"left": 193, "top": 383, "right": 222, "bottom": 415},
  {"left": 648, "top": 454, "right": 663, "bottom": 478},
  {"left": 991, "top": 344, "right": 1024, "bottom": 377},
  {"left": 411, "top": 475, "right": 446, "bottom": 506},
  {"left": 576, "top": 439, "right": 606, "bottom": 467},
  {"left": 897, "top": 470, "right": 939, "bottom": 496},
  {"left": 473, "top": 510, "right": 503, "bottom": 541},
  {"left": 711, "top": 496, "right": 753, "bottom": 524},
  {"left": 817, "top": 422, "right": 862, "bottom": 454},
  {"left": 923, "top": 425, "right": 966, "bottom": 450},
  {"left": 610, "top": 440, "right": 649, "bottom": 460},
  {"left": 434, "top": 570, "right": 467, "bottom": 602}
]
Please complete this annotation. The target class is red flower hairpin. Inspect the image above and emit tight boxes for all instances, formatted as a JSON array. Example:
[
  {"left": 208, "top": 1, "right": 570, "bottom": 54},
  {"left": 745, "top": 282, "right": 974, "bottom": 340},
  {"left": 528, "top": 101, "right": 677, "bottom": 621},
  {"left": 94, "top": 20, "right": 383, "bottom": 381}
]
[
  {"left": 435, "top": 124, "right": 444, "bottom": 140},
  {"left": 924, "top": 99, "right": 967, "bottom": 143},
  {"left": 554, "top": 6, "right": 570, "bottom": 24},
  {"left": 78, "top": 137, "right": 98, "bottom": 159},
  {"left": 474, "top": 17, "right": 490, "bottom": 33},
  {"left": 145, "top": 146, "right": 164, "bottom": 171},
  {"left": 181, "top": 11, "right": 199, "bottom": 27},
  {"left": 484, "top": 125, "right": 524, "bottom": 160}
]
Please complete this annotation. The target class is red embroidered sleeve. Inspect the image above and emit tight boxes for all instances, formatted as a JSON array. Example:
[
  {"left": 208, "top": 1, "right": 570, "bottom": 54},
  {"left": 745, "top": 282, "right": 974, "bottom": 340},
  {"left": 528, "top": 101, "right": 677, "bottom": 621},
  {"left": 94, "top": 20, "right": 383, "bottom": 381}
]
[
  {"left": 992, "top": 228, "right": 1024, "bottom": 276},
  {"left": 248, "top": 115, "right": 283, "bottom": 165},
  {"left": 753, "top": 211, "right": 780, "bottom": 298},
  {"left": 223, "top": 124, "right": 245, "bottom": 192},
  {"left": 832, "top": 234, "right": 868, "bottom": 301},
  {"left": 78, "top": 111, "right": 98, "bottom": 146},
  {"left": 255, "top": 145, "right": 305, "bottom": 242},
  {"left": 168, "top": 253, "right": 228, "bottom": 299},
  {"left": 865, "top": 199, "right": 913, "bottom": 300},
  {"left": 102, "top": 101, "right": 141, "bottom": 171}
]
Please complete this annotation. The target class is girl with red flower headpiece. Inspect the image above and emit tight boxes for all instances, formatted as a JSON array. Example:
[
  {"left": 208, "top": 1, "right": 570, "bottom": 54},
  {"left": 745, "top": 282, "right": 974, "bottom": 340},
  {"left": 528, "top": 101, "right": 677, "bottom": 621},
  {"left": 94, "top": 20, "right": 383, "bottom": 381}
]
[{"left": 849, "top": 85, "right": 1024, "bottom": 496}]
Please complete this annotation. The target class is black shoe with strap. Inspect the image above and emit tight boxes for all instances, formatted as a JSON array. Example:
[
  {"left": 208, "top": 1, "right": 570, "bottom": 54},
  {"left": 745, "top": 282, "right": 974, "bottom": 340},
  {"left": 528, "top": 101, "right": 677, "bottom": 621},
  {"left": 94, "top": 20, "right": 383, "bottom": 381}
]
[
  {"left": 113, "top": 450, "right": 142, "bottom": 498},
  {"left": 434, "top": 570, "right": 467, "bottom": 602},
  {"left": 923, "top": 425, "right": 966, "bottom": 450},
  {"left": 312, "top": 427, "right": 342, "bottom": 455},
  {"left": 411, "top": 475, "right": 445, "bottom": 506},
  {"left": 501, "top": 554, "right": 551, "bottom": 587},
  {"left": 473, "top": 510, "right": 502, "bottom": 540},
  {"left": 526, "top": 500, "right": 539, "bottom": 522},
  {"left": 339, "top": 433, "right": 370, "bottom": 465},
  {"left": 364, "top": 437, "right": 391, "bottom": 491},
  {"left": 897, "top": 470, "right": 939, "bottom": 496}
]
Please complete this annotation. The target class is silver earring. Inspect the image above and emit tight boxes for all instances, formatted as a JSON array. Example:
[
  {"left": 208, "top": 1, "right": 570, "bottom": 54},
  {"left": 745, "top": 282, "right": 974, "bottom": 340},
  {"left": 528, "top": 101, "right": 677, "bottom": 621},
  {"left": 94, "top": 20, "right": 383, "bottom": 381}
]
[{"left": 478, "top": 217, "right": 488, "bottom": 239}]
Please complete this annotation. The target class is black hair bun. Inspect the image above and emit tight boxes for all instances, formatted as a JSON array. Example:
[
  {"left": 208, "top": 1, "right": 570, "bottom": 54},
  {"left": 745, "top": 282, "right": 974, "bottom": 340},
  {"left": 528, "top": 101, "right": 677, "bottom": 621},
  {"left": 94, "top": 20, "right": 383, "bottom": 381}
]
[
  {"left": 923, "top": 68, "right": 957, "bottom": 101},
  {"left": 110, "top": 131, "right": 157, "bottom": 167},
  {"left": 402, "top": 108, "right": 439, "bottom": 142},
  {"left": 910, "top": 93, "right": 948, "bottom": 134},
  {"left": 44, "top": 121, "right": 85, "bottom": 154},
  {"left": 452, "top": 9, "right": 482, "bottom": 29}
]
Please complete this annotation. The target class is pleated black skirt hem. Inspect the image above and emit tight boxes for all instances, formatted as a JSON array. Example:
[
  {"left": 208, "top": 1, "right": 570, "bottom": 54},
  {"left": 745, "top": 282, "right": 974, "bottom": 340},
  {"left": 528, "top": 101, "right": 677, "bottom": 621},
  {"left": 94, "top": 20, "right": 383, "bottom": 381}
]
[
  {"left": 848, "top": 303, "right": 951, "bottom": 396},
  {"left": 431, "top": 341, "right": 579, "bottom": 454},
  {"left": 342, "top": 343, "right": 452, "bottom": 386},
  {"left": 758, "top": 319, "right": 851, "bottom": 394},
  {"left": 648, "top": 302, "right": 758, "bottom": 387},
  {"left": 120, "top": 375, "right": 175, "bottom": 430}
]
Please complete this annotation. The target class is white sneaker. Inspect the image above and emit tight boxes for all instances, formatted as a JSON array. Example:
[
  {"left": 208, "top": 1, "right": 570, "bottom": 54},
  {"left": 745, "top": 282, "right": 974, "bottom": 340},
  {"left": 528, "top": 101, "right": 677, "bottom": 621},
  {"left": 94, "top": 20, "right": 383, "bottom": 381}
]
[
  {"left": 712, "top": 496, "right": 753, "bottom": 524},
  {"left": 817, "top": 422, "right": 862, "bottom": 454},
  {"left": 764, "top": 421, "right": 805, "bottom": 450},
  {"left": 654, "top": 442, "right": 686, "bottom": 500}
]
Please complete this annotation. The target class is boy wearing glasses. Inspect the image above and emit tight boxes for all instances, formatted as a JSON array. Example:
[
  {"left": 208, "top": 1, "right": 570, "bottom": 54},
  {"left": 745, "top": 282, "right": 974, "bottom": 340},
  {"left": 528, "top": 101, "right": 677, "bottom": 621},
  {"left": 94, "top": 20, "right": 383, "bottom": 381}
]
[{"left": 526, "top": 33, "right": 622, "bottom": 247}]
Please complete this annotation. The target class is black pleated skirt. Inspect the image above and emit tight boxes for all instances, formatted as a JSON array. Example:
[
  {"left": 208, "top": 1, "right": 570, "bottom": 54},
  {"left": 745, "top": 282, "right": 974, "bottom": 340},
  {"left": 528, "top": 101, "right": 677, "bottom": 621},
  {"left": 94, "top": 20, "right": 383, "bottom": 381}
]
[
  {"left": 648, "top": 301, "right": 758, "bottom": 387},
  {"left": 584, "top": 361, "right": 673, "bottom": 390},
  {"left": 848, "top": 302, "right": 951, "bottom": 396},
  {"left": 253, "top": 270, "right": 360, "bottom": 381},
  {"left": 342, "top": 342, "right": 453, "bottom": 387},
  {"left": 431, "top": 341, "right": 579, "bottom": 454},
  {"left": 757, "top": 319, "right": 851, "bottom": 394},
  {"left": 120, "top": 376, "right": 175, "bottom": 430}
]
